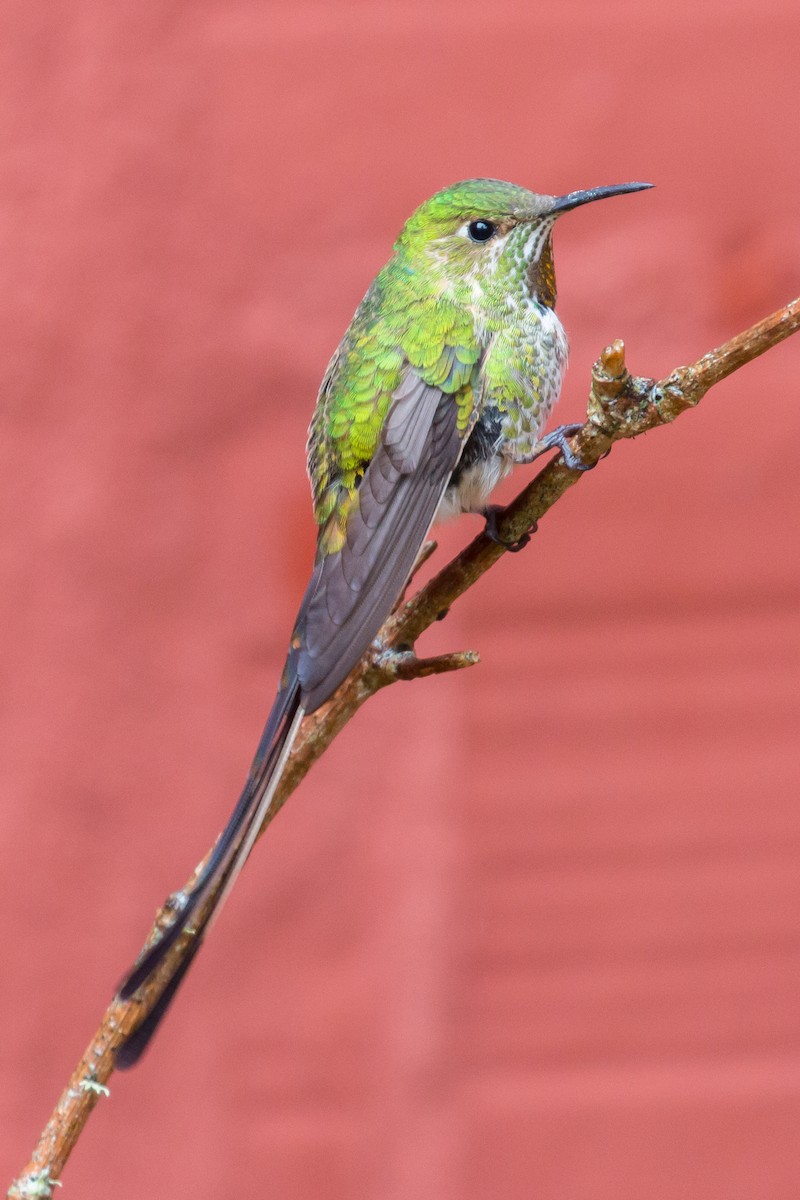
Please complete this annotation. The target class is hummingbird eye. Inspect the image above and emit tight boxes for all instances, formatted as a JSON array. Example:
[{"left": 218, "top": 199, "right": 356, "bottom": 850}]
[{"left": 467, "top": 219, "right": 496, "bottom": 243}]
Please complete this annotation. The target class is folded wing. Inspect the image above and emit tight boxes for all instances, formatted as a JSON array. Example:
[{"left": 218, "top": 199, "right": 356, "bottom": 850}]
[{"left": 298, "top": 368, "right": 466, "bottom": 711}]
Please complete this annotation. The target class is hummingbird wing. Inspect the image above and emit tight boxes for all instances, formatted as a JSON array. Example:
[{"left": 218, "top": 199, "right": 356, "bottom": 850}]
[{"left": 297, "top": 365, "right": 467, "bottom": 711}]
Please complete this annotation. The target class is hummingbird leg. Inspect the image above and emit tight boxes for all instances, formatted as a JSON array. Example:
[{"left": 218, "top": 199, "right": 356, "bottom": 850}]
[
  {"left": 482, "top": 505, "right": 535, "bottom": 553},
  {"left": 530, "top": 423, "right": 594, "bottom": 471}
]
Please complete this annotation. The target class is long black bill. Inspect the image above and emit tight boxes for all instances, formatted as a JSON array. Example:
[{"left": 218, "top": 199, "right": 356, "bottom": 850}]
[{"left": 551, "top": 181, "right": 653, "bottom": 214}]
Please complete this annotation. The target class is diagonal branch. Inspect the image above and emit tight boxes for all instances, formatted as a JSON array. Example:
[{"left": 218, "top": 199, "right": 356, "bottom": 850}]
[{"left": 8, "top": 294, "right": 800, "bottom": 1200}]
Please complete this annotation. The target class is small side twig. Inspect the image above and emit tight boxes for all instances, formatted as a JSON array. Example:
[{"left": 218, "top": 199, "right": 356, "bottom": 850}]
[
  {"left": 407, "top": 539, "right": 439, "bottom": 584},
  {"left": 373, "top": 647, "right": 480, "bottom": 682}
]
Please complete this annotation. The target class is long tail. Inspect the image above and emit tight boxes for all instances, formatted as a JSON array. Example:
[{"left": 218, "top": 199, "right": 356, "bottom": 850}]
[
  {"left": 114, "top": 376, "right": 464, "bottom": 1066},
  {"left": 115, "top": 666, "right": 303, "bottom": 1068}
]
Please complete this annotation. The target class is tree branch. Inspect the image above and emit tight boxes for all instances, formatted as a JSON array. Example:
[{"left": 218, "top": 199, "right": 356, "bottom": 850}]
[{"left": 8, "top": 295, "right": 800, "bottom": 1199}]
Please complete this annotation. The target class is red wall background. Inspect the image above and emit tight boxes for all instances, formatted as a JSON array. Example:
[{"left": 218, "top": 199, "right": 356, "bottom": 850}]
[{"left": 2, "top": 2, "right": 799, "bottom": 1197}]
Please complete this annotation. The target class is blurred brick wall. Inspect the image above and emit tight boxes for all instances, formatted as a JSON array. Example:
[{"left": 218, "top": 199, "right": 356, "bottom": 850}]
[{"left": 2, "top": 3, "right": 799, "bottom": 1198}]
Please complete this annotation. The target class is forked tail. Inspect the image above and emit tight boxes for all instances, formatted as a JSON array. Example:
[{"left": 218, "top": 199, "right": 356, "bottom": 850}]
[{"left": 115, "top": 667, "right": 303, "bottom": 1068}]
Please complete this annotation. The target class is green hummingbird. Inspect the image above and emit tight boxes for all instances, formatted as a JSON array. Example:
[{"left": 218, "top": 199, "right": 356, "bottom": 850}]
[{"left": 117, "top": 177, "right": 652, "bottom": 1065}]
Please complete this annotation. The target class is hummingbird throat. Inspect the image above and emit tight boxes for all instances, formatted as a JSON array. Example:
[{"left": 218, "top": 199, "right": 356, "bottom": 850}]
[{"left": 523, "top": 222, "right": 557, "bottom": 308}]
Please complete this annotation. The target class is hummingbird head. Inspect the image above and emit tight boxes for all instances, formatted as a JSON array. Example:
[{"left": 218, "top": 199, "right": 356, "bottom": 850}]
[{"left": 395, "top": 178, "right": 652, "bottom": 309}]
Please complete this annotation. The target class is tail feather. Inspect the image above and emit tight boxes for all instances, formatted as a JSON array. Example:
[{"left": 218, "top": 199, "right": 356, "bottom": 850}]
[
  {"left": 115, "top": 933, "right": 205, "bottom": 1069},
  {"left": 115, "top": 670, "right": 303, "bottom": 1065}
]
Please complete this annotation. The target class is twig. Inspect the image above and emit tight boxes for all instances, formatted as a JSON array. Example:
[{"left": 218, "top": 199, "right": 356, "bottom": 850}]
[
  {"left": 8, "top": 295, "right": 800, "bottom": 1200},
  {"left": 373, "top": 647, "right": 480, "bottom": 681}
]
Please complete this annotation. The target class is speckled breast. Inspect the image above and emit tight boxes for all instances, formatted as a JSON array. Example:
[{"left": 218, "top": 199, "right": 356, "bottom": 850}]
[{"left": 439, "top": 303, "right": 568, "bottom": 521}]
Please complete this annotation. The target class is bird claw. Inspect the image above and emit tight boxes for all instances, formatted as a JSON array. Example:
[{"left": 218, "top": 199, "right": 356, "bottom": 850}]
[
  {"left": 532, "top": 423, "right": 596, "bottom": 471},
  {"left": 482, "top": 505, "right": 534, "bottom": 552}
]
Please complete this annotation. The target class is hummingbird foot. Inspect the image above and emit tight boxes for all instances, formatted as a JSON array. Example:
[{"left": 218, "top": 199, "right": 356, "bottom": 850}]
[
  {"left": 482, "top": 505, "right": 535, "bottom": 552},
  {"left": 530, "top": 423, "right": 595, "bottom": 470}
]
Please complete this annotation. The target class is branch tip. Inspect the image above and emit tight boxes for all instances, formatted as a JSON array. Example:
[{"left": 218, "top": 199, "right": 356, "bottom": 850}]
[{"left": 601, "top": 339, "right": 626, "bottom": 376}]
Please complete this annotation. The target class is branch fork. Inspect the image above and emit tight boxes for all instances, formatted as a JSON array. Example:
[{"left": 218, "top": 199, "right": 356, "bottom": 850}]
[{"left": 371, "top": 646, "right": 480, "bottom": 683}]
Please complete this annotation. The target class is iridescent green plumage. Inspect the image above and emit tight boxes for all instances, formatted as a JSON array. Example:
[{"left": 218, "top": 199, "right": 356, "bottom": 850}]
[
  {"left": 308, "top": 274, "right": 479, "bottom": 554},
  {"left": 307, "top": 178, "right": 569, "bottom": 559}
]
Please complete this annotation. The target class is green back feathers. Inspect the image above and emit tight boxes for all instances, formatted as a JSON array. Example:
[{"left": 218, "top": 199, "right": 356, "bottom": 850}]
[{"left": 308, "top": 264, "right": 481, "bottom": 552}]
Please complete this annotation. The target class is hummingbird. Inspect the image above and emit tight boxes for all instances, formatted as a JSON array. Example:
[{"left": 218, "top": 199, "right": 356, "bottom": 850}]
[{"left": 116, "top": 177, "right": 652, "bottom": 1065}]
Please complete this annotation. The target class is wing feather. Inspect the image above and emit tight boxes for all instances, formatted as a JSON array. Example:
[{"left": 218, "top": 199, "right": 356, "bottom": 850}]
[{"left": 297, "top": 369, "right": 464, "bottom": 712}]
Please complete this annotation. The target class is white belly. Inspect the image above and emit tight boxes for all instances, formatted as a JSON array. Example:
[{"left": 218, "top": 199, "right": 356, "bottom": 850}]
[{"left": 437, "top": 453, "right": 512, "bottom": 521}]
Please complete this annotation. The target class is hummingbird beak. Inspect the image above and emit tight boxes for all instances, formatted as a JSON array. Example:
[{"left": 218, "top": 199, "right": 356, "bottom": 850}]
[{"left": 549, "top": 181, "right": 654, "bottom": 215}]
